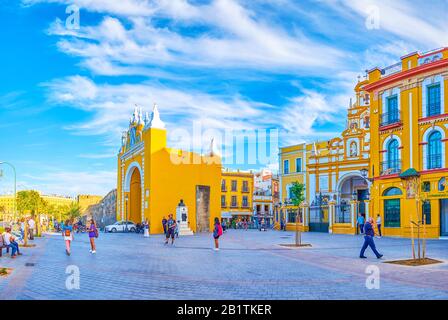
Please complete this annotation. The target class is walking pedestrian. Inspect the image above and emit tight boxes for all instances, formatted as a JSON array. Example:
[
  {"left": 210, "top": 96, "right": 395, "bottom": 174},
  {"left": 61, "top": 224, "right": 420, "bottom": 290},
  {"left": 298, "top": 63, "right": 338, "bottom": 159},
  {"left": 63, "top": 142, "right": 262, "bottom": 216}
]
[
  {"left": 360, "top": 218, "right": 383, "bottom": 259},
  {"left": 357, "top": 213, "right": 365, "bottom": 234},
  {"left": 376, "top": 214, "right": 382, "bottom": 237},
  {"left": 62, "top": 219, "right": 74, "bottom": 256},
  {"left": 174, "top": 220, "right": 180, "bottom": 238},
  {"left": 143, "top": 218, "right": 150, "bottom": 238},
  {"left": 213, "top": 217, "right": 223, "bottom": 251},
  {"left": 162, "top": 216, "right": 167, "bottom": 236},
  {"left": 87, "top": 219, "right": 98, "bottom": 254},
  {"left": 28, "top": 217, "right": 35, "bottom": 240},
  {"left": 165, "top": 214, "right": 176, "bottom": 245}
]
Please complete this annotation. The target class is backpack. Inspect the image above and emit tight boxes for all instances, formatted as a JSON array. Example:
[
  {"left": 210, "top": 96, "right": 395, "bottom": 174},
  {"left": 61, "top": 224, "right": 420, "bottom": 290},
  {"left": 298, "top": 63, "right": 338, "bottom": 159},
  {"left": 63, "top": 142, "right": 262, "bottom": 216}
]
[{"left": 217, "top": 224, "right": 223, "bottom": 236}]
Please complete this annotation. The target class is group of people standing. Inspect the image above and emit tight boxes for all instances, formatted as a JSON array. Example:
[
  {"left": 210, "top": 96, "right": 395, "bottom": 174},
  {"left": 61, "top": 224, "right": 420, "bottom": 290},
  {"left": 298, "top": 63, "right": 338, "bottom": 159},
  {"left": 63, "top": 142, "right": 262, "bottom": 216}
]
[
  {"left": 160, "top": 215, "right": 223, "bottom": 250},
  {"left": 61, "top": 218, "right": 98, "bottom": 256},
  {"left": 357, "top": 213, "right": 382, "bottom": 237}
]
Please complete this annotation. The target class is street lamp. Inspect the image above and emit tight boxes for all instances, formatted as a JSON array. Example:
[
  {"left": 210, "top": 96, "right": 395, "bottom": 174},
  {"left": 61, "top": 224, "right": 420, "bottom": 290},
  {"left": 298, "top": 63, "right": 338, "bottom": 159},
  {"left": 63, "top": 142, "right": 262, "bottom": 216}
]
[{"left": 0, "top": 162, "right": 17, "bottom": 222}]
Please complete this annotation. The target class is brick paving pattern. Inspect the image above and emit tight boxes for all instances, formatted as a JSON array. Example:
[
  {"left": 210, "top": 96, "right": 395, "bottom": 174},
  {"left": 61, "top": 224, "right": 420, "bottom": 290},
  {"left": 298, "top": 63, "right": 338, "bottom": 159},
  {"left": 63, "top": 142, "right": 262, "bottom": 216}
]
[{"left": 0, "top": 230, "right": 447, "bottom": 300}]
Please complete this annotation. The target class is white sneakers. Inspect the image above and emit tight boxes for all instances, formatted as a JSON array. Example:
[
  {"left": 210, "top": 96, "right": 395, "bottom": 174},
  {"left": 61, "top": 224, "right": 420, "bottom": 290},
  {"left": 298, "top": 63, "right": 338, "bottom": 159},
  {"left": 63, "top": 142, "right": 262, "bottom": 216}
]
[
  {"left": 213, "top": 248, "right": 220, "bottom": 251},
  {"left": 89, "top": 249, "right": 96, "bottom": 254}
]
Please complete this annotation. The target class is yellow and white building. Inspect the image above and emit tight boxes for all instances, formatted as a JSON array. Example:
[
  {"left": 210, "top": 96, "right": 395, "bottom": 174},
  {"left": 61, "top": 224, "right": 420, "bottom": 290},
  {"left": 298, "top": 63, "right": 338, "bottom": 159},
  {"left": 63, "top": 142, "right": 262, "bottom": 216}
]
[
  {"left": 220, "top": 169, "right": 253, "bottom": 221},
  {"left": 278, "top": 47, "right": 448, "bottom": 239},
  {"left": 0, "top": 192, "right": 75, "bottom": 219},
  {"left": 278, "top": 84, "right": 371, "bottom": 233},
  {"left": 116, "top": 104, "right": 222, "bottom": 234},
  {"left": 366, "top": 47, "right": 448, "bottom": 238}
]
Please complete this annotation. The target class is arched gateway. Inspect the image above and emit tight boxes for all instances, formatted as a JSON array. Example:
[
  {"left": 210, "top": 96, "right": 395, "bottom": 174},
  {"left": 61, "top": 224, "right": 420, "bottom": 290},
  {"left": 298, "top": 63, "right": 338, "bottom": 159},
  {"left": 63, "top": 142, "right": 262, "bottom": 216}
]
[{"left": 116, "top": 105, "right": 222, "bottom": 234}]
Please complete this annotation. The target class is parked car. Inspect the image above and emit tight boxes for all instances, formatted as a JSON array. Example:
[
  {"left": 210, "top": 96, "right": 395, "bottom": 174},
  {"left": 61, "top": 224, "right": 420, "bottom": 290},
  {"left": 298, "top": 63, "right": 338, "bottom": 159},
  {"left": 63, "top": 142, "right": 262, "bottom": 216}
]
[{"left": 105, "top": 221, "right": 136, "bottom": 233}]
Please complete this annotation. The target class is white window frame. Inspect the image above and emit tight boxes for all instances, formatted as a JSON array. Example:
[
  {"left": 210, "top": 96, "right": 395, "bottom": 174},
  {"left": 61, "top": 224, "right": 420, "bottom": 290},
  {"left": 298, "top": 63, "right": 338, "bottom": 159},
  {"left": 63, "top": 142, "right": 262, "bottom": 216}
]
[{"left": 422, "top": 75, "right": 444, "bottom": 118}]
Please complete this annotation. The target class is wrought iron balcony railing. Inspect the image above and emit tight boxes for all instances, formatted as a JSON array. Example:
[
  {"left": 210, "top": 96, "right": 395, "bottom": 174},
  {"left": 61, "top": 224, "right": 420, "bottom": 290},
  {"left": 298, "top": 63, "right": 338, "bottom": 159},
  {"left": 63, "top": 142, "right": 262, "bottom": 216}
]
[
  {"left": 380, "top": 160, "right": 402, "bottom": 176},
  {"left": 380, "top": 111, "right": 401, "bottom": 127},
  {"left": 427, "top": 154, "right": 443, "bottom": 170}
]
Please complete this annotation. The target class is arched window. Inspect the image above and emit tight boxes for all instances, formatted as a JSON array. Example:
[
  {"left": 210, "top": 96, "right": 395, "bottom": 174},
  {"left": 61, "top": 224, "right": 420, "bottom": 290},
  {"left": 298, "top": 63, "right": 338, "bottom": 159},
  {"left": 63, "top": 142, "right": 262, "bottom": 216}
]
[
  {"left": 382, "top": 187, "right": 402, "bottom": 197},
  {"left": 428, "top": 131, "right": 442, "bottom": 169},
  {"left": 439, "top": 177, "right": 446, "bottom": 191},
  {"left": 387, "top": 139, "right": 399, "bottom": 173}
]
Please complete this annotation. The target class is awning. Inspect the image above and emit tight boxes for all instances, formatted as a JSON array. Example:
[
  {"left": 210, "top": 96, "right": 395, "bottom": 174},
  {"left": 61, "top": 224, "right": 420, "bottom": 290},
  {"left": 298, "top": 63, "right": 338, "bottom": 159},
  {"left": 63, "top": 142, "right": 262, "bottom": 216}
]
[
  {"left": 221, "top": 212, "right": 232, "bottom": 219},
  {"left": 231, "top": 212, "right": 253, "bottom": 216}
]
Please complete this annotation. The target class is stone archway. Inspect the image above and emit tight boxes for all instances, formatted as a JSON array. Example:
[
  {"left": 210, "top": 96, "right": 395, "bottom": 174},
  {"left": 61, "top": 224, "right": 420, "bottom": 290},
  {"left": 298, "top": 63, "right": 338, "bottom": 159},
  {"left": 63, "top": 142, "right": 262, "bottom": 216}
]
[{"left": 129, "top": 167, "right": 142, "bottom": 224}]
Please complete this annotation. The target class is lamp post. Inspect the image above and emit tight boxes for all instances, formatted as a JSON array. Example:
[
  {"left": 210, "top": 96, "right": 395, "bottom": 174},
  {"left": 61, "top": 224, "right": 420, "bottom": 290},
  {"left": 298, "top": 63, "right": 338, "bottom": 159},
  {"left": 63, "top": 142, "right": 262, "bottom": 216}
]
[
  {"left": 125, "top": 194, "right": 129, "bottom": 232},
  {"left": 0, "top": 162, "right": 17, "bottom": 222}
]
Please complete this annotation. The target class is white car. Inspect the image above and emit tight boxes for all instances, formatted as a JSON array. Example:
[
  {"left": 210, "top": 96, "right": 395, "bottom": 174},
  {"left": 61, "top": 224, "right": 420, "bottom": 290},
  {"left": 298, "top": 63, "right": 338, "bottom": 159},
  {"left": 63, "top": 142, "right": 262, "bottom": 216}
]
[{"left": 105, "top": 221, "right": 136, "bottom": 233}]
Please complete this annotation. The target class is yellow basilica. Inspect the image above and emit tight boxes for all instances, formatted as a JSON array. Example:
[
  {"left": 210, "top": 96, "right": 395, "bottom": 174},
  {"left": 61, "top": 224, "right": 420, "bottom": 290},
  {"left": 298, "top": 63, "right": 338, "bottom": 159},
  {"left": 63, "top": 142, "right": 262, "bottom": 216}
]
[{"left": 116, "top": 104, "right": 222, "bottom": 234}]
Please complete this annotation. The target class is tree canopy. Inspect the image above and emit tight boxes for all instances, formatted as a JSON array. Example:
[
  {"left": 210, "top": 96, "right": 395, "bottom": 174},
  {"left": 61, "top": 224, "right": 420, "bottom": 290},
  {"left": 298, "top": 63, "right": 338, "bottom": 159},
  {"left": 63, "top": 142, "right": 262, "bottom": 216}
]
[{"left": 290, "top": 182, "right": 305, "bottom": 207}]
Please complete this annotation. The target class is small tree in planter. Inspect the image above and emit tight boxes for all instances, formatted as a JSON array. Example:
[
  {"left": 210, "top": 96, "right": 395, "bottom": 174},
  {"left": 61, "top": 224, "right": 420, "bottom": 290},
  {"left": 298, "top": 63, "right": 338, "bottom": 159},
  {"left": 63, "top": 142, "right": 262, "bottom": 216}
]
[{"left": 290, "top": 182, "right": 308, "bottom": 247}]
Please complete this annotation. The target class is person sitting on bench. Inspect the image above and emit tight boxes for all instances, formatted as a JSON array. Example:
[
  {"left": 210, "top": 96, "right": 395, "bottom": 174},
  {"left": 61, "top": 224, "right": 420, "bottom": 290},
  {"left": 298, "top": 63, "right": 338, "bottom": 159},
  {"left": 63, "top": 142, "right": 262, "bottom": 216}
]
[{"left": 2, "top": 227, "right": 22, "bottom": 258}]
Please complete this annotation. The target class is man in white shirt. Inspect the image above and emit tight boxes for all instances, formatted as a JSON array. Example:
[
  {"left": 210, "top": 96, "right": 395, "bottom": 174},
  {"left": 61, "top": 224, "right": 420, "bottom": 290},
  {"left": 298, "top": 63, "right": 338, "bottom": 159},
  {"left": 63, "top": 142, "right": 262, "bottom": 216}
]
[
  {"left": 28, "top": 218, "right": 35, "bottom": 240},
  {"left": 2, "top": 227, "right": 21, "bottom": 258}
]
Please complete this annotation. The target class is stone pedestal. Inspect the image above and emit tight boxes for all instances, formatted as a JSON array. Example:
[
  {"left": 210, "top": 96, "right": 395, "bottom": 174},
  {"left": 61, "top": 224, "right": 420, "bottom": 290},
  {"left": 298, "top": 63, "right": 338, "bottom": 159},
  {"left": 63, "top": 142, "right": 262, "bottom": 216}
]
[{"left": 176, "top": 199, "right": 193, "bottom": 236}]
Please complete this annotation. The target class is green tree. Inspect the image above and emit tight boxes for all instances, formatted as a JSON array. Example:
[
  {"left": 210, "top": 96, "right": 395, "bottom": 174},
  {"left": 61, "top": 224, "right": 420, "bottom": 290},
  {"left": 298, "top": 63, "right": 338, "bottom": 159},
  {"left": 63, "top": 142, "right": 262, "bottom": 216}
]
[
  {"left": 16, "top": 190, "right": 42, "bottom": 244},
  {"left": 65, "top": 202, "right": 81, "bottom": 221},
  {"left": 290, "top": 182, "right": 305, "bottom": 246}
]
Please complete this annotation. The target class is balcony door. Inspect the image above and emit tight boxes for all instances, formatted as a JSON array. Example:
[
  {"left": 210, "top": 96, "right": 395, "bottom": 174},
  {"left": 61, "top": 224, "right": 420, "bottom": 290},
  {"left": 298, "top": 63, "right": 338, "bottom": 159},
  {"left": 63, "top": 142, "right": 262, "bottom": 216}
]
[
  {"left": 428, "top": 131, "right": 442, "bottom": 169},
  {"left": 387, "top": 95, "right": 399, "bottom": 123}
]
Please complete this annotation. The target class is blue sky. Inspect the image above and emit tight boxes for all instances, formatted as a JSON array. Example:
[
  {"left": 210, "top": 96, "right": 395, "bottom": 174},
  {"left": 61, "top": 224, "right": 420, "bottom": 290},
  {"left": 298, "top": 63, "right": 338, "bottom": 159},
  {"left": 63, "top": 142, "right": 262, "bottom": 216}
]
[{"left": 0, "top": 0, "right": 447, "bottom": 196}]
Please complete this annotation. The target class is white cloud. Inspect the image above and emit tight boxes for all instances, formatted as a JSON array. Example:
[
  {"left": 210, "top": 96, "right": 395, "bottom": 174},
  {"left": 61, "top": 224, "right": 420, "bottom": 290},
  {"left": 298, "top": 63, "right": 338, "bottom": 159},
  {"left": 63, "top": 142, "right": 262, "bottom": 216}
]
[
  {"left": 21, "top": 169, "right": 116, "bottom": 197},
  {"left": 33, "top": 0, "right": 347, "bottom": 76},
  {"left": 335, "top": 0, "right": 448, "bottom": 48}
]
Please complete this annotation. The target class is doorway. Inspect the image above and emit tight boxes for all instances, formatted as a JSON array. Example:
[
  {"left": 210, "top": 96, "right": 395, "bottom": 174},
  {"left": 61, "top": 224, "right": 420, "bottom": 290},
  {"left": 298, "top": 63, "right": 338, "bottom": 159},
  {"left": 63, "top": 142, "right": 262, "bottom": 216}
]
[
  {"left": 129, "top": 168, "right": 142, "bottom": 223},
  {"left": 440, "top": 199, "right": 448, "bottom": 236},
  {"left": 196, "top": 185, "right": 211, "bottom": 232}
]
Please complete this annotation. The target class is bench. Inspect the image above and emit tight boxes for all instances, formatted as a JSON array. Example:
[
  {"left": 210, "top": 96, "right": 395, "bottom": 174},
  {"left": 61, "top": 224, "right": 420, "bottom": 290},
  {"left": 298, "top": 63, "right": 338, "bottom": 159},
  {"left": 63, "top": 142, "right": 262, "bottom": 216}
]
[{"left": 0, "top": 235, "right": 10, "bottom": 257}]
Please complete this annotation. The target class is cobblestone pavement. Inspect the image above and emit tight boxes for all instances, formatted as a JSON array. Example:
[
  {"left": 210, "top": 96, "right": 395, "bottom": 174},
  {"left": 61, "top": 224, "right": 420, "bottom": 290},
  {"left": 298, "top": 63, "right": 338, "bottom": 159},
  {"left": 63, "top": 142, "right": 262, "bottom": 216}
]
[{"left": 0, "top": 230, "right": 447, "bottom": 300}]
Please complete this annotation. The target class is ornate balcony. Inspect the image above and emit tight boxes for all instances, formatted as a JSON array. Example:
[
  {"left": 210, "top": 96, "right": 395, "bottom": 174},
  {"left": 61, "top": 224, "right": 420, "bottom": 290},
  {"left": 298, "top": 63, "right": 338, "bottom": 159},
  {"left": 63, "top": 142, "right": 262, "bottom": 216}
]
[
  {"left": 380, "top": 111, "right": 401, "bottom": 127},
  {"left": 427, "top": 154, "right": 443, "bottom": 170},
  {"left": 380, "top": 160, "right": 402, "bottom": 176}
]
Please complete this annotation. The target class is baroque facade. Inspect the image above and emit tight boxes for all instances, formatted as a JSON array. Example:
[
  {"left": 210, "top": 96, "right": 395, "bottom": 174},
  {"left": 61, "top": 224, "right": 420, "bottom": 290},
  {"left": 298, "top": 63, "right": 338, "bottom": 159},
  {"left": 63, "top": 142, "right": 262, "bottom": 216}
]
[{"left": 278, "top": 47, "right": 448, "bottom": 239}]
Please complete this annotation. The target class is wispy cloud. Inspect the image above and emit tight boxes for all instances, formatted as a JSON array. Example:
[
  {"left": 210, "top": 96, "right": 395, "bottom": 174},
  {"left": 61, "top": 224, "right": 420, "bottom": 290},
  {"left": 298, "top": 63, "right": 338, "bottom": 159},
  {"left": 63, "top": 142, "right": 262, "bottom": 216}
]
[{"left": 21, "top": 169, "right": 116, "bottom": 196}]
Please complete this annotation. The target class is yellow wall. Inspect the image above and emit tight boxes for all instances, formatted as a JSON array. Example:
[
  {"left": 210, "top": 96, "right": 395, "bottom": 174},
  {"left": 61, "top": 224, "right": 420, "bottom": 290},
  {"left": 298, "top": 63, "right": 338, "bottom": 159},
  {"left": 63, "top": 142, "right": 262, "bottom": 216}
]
[
  {"left": 279, "top": 143, "right": 307, "bottom": 202},
  {"left": 77, "top": 194, "right": 103, "bottom": 214}
]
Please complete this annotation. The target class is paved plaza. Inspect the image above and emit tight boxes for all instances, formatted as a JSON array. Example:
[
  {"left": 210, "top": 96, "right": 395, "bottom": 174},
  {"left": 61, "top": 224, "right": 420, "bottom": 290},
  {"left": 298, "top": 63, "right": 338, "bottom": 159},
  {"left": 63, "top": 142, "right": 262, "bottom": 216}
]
[{"left": 0, "top": 230, "right": 447, "bottom": 300}]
